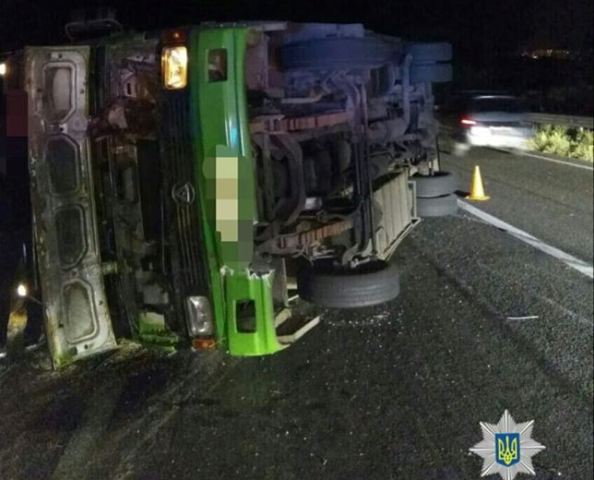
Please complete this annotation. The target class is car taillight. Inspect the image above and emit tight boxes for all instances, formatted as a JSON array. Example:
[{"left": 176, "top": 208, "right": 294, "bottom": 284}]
[{"left": 461, "top": 117, "right": 477, "bottom": 126}]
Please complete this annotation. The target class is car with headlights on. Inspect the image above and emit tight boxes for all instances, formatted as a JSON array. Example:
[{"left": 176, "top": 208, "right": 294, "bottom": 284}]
[{"left": 444, "top": 92, "right": 534, "bottom": 155}]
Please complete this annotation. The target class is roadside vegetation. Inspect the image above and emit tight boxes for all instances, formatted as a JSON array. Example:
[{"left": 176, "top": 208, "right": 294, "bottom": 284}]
[{"left": 530, "top": 125, "right": 594, "bottom": 162}]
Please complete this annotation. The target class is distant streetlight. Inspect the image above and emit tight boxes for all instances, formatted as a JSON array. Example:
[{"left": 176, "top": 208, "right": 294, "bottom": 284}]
[{"left": 0, "top": 62, "right": 7, "bottom": 76}]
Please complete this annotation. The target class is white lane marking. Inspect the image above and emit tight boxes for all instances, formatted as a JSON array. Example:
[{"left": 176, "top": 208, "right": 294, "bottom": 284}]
[
  {"left": 458, "top": 200, "right": 594, "bottom": 279},
  {"left": 506, "top": 150, "right": 594, "bottom": 171}
]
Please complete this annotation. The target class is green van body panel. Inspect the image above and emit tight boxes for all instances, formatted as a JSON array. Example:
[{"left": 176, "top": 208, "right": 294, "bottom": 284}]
[{"left": 188, "top": 28, "right": 282, "bottom": 356}]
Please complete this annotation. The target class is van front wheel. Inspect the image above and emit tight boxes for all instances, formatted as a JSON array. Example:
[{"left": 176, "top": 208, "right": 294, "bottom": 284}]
[{"left": 297, "top": 261, "right": 400, "bottom": 309}]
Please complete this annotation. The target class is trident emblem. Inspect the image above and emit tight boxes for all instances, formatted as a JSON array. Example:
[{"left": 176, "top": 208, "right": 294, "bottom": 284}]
[{"left": 496, "top": 433, "right": 520, "bottom": 466}]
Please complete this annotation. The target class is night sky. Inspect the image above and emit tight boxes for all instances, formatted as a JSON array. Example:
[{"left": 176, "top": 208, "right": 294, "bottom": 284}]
[{"left": 0, "top": 0, "right": 592, "bottom": 65}]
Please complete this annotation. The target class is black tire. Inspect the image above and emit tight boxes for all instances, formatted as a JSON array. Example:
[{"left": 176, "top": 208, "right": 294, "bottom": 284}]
[
  {"left": 405, "top": 42, "right": 453, "bottom": 63},
  {"left": 410, "top": 63, "right": 453, "bottom": 83},
  {"left": 281, "top": 37, "right": 394, "bottom": 70},
  {"left": 417, "top": 194, "right": 458, "bottom": 217},
  {"left": 412, "top": 171, "right": 457, "bottom": 198},
  {"left": 297, "top": 261, "right": 400, "bottom": 309}
]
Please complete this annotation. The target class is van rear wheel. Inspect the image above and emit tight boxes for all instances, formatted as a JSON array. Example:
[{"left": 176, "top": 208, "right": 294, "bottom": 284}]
[
  {"left": 412, "top": 171, "right": 457, "bottom": 198},
  {"left": 297, "top": 261, "right": 400, "bottom": 309}
]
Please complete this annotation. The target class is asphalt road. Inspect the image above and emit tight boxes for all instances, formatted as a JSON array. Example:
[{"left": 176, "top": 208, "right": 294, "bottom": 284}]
[
  {"left": 440, "top": 147, "right": 594, "bottom": 263},
  {"left": 1, "top": 148, "right": 592, "bottom": 480}
]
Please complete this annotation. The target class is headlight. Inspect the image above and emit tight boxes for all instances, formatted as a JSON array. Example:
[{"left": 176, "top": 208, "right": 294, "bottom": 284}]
[
  {"left": 162, "top": 46, "right": 188, "bottom": 90},
  {"left": 16, "top": 283, "right": 28, "bottom": 298}
]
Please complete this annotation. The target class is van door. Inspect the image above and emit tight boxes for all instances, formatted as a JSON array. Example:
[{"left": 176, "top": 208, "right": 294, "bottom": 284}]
[{"left": 26, "top": 47, "right": 117, "bottom": 367}]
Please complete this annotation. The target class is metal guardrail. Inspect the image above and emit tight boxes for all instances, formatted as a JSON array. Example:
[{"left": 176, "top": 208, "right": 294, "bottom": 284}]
[{"left": 527, "top": 113, "right": 593, "bottom": 130}]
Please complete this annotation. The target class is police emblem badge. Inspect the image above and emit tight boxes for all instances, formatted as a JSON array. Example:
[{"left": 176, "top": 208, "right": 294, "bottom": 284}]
[{"left": 470, "top": 410, "right": 545, "bottom": 480}]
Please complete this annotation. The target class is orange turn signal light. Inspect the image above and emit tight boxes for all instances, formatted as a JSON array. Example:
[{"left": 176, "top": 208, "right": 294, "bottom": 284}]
[{"left": 192, "top": 337, "right": 217, "bottom": 350}]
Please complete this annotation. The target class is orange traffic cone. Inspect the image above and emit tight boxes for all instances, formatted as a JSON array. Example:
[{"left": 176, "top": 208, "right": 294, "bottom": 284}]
[{"left": 466, "top": 166, "right": 490, "bottom": 201}]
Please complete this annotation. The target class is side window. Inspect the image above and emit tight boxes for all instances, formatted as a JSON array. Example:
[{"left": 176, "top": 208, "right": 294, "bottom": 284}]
[{"left": 208, "top": 49, "right": 227, "bottom": 82}]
